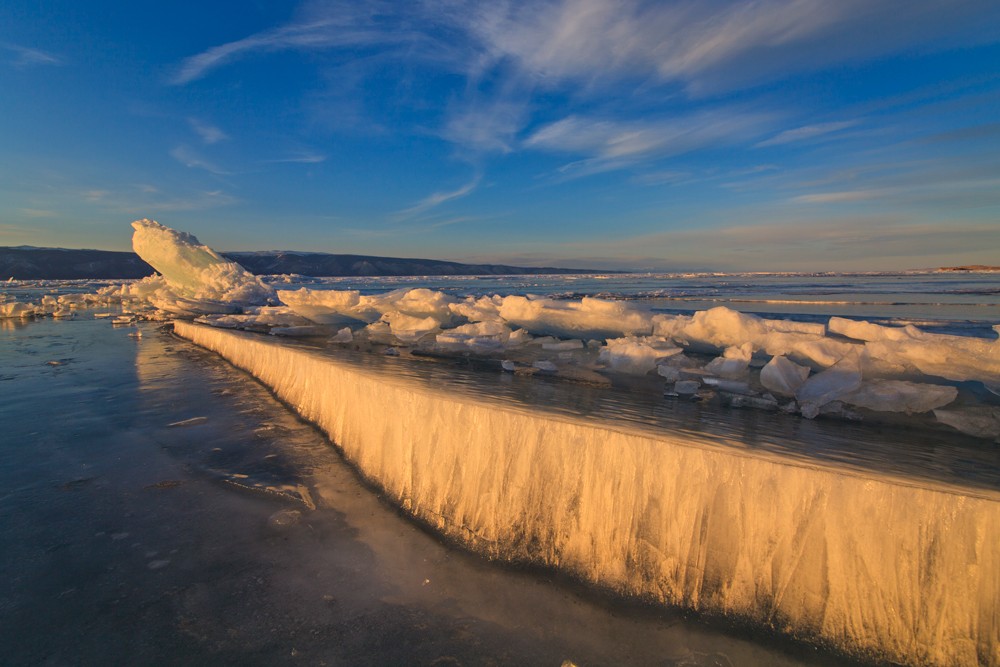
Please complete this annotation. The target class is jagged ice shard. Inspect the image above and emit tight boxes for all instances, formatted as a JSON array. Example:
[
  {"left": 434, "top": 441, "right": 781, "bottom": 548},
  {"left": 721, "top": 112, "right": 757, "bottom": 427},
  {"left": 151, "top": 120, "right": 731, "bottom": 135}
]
[
  {"left": 130, "top": 219, "right": 274, "bottom": 315},
  {"left": 174, "top": 321, "right": 999, "bottom": 667}
]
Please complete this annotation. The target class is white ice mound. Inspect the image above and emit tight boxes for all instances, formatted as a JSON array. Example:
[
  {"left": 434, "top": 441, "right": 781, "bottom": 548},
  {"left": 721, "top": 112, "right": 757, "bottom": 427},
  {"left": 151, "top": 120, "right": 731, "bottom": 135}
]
[
  {"left": 499, "top": 296, "right": 654, "bottom": 339},
  {"left": 277, "top": 288, "right": 383, "bottom": 324},
  {"left": 599, "top": 336, "right": 681, "bottom": 375},
  {"left": 828, "top": 317, "right": 1000, "bottom": 385},
  {"left": 131, "top": 219, "right": 274, "bottom": 314},
  {"left": 277, "top": 287, "right": 457, "bottom": 329},
  {"left": 654, "top": 307, "right": 848, "bottom": 368}
]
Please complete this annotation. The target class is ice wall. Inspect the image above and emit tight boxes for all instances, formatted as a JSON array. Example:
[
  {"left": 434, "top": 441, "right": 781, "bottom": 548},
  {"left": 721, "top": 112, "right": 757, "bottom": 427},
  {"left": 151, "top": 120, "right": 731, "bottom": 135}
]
[{"left": 175, "top": 321, "right": 999, "bottom": 667}]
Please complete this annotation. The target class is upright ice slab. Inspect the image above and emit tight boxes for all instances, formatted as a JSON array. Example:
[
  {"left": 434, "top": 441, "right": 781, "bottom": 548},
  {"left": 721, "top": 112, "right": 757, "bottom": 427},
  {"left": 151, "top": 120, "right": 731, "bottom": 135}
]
[
  {"left": 175, "top": 321, "right": 1000, "bottom": 667},
  {"left": 131, "top": 219, "right": 274, "bottom": 314}
]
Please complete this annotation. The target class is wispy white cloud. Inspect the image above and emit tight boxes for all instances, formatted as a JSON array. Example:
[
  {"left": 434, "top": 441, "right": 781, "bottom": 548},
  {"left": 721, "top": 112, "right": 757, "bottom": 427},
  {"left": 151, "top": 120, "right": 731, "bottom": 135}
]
[
  {"left": 18, "top": 208, "right": 57, "bottom": 218},
  {"left": 170, "top": 5, "right": 438, "bottom": 85},
  {"left": 264, "top": 153, "right": 327, "bottom": 164},
  {"left": 756, "top": 120, "right": 858, "bottom": 147},
  {"left": 632, "top": 170, "right": 692, "bottom": 186},
  {"left": 393, "top": 175, "right": 481, "bottom": 221},
  {"left": 174, "top": 0, "right": 1000, "bottom": 92},
  {"left": 137, "top": 189, "right": 238, "bottom": 213},
  {"left": 464, "top": 0, "right": 1000, "bottom": 94},
  {"left": 169, "top": 0, "right": 1000, "bottom": 166},
  {"left": 188, "top": 118, "right": 228, "bottom": 144},
  {"left": 792, "top": 189, "right": 888, "bottom": 204},
  {"left": 524, "top": 110, "right": 773, "bottom": 175},
  {"left": 83, "top": 190, "right": 110, "bottom": 202},
  {"left": 2, "top": 42, "right": 61, "bottom": 67},
  {"left": 442, "top": 98, "right": 529, "bottom": 154},
  {"left": 81, "top": 184, "right": 237, "bottom": 214},
  {"left": 169, "top": 145, "right": 230, "bottom": 175}
]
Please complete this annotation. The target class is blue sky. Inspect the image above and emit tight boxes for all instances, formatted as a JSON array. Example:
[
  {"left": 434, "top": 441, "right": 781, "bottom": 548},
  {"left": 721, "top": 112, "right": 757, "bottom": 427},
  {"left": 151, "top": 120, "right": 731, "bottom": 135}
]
[{"left": 2, "top": 0, "right": 999, "bottom": 270}]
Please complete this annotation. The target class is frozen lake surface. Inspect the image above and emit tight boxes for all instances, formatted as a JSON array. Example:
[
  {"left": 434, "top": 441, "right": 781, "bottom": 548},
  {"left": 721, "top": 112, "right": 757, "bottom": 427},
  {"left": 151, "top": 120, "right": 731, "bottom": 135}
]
[
  {"left": 3, "top": 268, "right": 999, "bottom": 665},
  {"left": 0, "top": 317, "right": 849, "bottom": 666}
]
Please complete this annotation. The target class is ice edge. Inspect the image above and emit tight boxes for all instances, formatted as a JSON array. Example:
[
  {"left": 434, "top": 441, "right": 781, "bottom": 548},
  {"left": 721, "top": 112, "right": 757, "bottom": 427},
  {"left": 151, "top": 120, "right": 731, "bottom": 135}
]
[{"left": 174, "top": 320, "right": 1000, "bottom": 667}]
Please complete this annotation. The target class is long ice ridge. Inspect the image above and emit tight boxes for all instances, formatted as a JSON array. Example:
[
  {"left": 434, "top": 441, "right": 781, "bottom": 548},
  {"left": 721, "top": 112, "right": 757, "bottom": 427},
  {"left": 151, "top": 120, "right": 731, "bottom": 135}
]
[{"left": 174, "top": 321, "right": 999, "bottom": 667}]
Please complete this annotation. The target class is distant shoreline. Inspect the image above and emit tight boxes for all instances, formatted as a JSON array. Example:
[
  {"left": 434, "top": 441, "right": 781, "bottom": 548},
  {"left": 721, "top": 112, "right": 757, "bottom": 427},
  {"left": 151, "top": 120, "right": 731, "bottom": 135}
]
[
  {"left": 0, "top": 246, "right": 614, "bottom": 280},
  {"left": 936, "top": 265, "right": 1000, "bottom": 272}
]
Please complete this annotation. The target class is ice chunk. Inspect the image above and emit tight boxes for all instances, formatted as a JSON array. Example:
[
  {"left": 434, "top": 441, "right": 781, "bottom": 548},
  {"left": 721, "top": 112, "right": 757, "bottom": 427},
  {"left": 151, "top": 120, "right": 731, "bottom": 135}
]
[
  {"left": 450, "top": 295, "right": 503, "bottom": 323},
  {"left": 149, "top": 292, "right": 243, "bottom": 317},
  {"left": 382, "top": 311, "right": 441, "bottom": 343},
  {"left": 704, "top": 342, "right": 752, "bottom": 379},
  {"left": 842, "top": 380, "right": 957, "bottom": 414},
  {"left": 532, "top": 360, "right": 558, "bottom": 372},
  {"left": 507, "top": 328, "right": 534, "bottom": 348},
  {"left": 57, "top": 294, "right": 89, "bottom": 308},
  {"left": 702, "top": 377, "right": 753, "bottom": 394},
  {"left": 247, "top": 306, "right": 312, "bottom": 327},
  {"left": 795, "top": 351, "right": 863, "bottom": 419},
  {"left": 499, "top": 296, "right": 654, "bottom": 339},
  {"left": 542, "top": 339, "right": 584, "bottom": 351},
  {"left": 934, "top": 407, "right": 1000, "bottom": 440},
  {"left": 378, "top": 288, "right": 457, "bottom": 326},
  {"left": 279, "top": 287, "right": 456, "bottom": 330},
  {"left": 131, "top": 219, "right": 274, "bottom": 313},
  {"left": 364, "top": 320, "right": 394, "bottom": 343},
  {"left": 329, "top": 327, "right": 354, "bottom": 344},
  {"left": 0, "top": 302, "right": 36, "bottom": 318},
  {"left": 599, "top": 336, "right": 680, "bottom": 375},
  {"left": 722, "top": 393, "right": 780, "bottom": 410},
  {"left": 277, "top": 288, "right": 382, "bottom": 324},
  {"left": 654, "top": 307, "right": 852, "bottom": 368},
  {"left": 269, "top": 325, "right": 324, "bottom": 337},
  {"left": 195, "top": 306, "right": 311, "bottom": 330},
  {"left": 673, "top": 380, "right": 700, "bottom": 395},
  {"left": 828, "top": 316, "right": 1000, "bottom": 384},
  {"left": 194, "top": 314, "right": 243, "bottom": 329},
  {"left": 656, "top": 364, "right": 681, "bottom": 382},
  {"left": 435, "top": 321, "right": 514, "bottom": 353},
  {"left": 759, "top": 355, "right": 811, "bottom": 397}
]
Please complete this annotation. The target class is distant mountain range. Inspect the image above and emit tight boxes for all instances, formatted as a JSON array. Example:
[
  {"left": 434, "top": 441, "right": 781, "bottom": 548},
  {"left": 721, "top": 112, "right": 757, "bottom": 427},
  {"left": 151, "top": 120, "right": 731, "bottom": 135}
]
[{"left": 0, "top": 246, "right": 606, "bottom": 280}]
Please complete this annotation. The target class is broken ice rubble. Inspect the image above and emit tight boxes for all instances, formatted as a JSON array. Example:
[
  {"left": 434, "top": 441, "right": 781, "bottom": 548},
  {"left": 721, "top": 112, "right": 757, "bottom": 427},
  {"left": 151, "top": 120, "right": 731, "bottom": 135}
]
[
  {"left": 828, "top": 316, "right": 1000, "bottom": 385},
  {"left": 8, "top": 220, "right": 1000, "bottom": 440}
]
